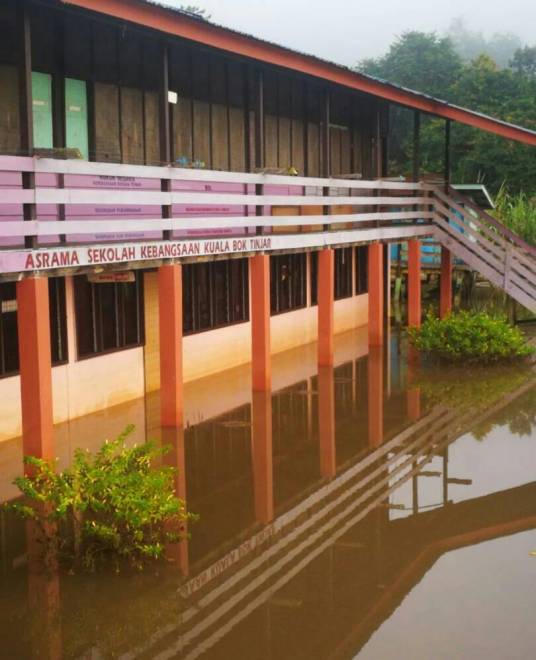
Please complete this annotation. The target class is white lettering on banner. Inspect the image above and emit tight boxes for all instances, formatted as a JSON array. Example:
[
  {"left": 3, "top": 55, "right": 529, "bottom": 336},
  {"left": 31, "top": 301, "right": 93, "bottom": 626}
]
[{"left": 13, "top": 237, "right": 274, "bottom": 273}]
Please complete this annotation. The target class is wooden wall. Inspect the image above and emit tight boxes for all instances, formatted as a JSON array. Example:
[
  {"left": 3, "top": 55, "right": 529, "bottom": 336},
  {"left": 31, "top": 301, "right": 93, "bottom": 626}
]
[{"left": 0, "top": 1, "right": 382, "bottom": 176}]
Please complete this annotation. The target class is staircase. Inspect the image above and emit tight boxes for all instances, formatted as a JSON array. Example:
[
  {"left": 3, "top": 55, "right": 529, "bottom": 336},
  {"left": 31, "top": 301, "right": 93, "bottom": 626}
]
[{"left": 432, "top": 187, "right": 536, "bottom": 314}]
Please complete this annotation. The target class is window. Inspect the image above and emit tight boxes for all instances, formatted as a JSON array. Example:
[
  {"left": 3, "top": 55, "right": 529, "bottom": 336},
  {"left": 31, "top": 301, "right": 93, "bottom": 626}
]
[
  {"left": 74, "top": 273, "right": 144, "bottom": 358},
  {"left": 334, "top": 247, "right": 353, "bottom": 300},
  {"left": 355, "top": 246, "right": 368, "bottom": 294},
  {"left": 270, "top": 254, "right": 306, "bottom": 315},
  {"left": 0, "top": 278, "right": 68, "bottom": 377},
  {"left": 183, "top": 258, "right": 249, "bottom": 335}
]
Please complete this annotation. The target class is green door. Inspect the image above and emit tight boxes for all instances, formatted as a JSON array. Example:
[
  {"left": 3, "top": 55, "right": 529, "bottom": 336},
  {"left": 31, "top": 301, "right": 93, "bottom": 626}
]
[
  {"left": 32, "top": 71, "right": 53, "bottom": 149},
  {"left": 65, "top": 78, "right": 89, "bottom": 160}
]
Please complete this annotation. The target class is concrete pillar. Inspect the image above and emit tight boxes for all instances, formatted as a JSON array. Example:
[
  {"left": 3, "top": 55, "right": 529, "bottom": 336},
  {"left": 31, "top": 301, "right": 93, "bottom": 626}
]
[
  {"left": 16, "top": 277, "right": 54, "bottom": 463},
  {"left": 407, "top": 239, "right": 421, "bottom": 328},
  {"left": 368, "top": 346, "right": 384, "bottom": 448},
  {"left": 250, "top": 254, "right": 271, "bottom": 391},
  {"left": 318, "top": 366, "right": 336, "bottom": 478},
  {"left": 368, "top": 243, "right": 384, "bottom": 346},
  {"left": 440, "top": 246, "right": 453, "bottom": 318},
  {"left": 318, "top": 248, "right": 334, "bottom": 366},
  {"left": 158, "top": 264, "right": 183, "bottom": 427},
  {"left": 251, "top": 391, "right": 273, "bottom": 523}
]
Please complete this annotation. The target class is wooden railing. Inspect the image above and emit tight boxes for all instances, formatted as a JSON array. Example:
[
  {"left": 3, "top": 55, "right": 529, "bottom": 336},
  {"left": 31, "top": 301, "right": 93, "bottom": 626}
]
[{"left": 0, "top": 156, "right": 534, "bottom": 312}]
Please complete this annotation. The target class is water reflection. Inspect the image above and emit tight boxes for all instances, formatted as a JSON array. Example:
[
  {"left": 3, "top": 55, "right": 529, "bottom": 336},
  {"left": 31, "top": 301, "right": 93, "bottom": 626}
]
[{"left": 1, "top": 329, "right": 535, "bottom": 659}]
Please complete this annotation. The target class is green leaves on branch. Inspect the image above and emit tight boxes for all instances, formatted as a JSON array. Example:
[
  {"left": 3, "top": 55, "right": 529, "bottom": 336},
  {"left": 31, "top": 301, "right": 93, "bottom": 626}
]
[
  {"left": 408, "top": 311, "right": 534, "bottom": 363},
  {"left": 4, "top": 427, "right": 197, "bottom": 571}
]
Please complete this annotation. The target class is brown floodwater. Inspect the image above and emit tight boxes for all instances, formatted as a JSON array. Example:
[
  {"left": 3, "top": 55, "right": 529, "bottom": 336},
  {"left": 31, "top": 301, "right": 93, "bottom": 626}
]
[{"left": 0, "top": 327, "right": 535, "bottom": 660}]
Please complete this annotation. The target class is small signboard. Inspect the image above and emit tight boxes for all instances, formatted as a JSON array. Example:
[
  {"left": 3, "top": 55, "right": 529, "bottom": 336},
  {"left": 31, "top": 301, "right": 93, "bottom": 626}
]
[{"left": 87, "top": 271, "right": 135, "bottom": 284}]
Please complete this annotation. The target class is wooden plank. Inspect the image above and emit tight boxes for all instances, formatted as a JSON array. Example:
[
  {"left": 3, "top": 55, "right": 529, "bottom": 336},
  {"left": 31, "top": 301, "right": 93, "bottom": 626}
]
[
  {"left": 192, "top": 99, "right": 210, "bottom": 166},
  {"left": 0, "top": 65, "right": 20, "bottom": 155},
  {"left": 144, "top": 91, "right": 160, "bottom": 165},
  {"left": 173, "top": 96, "right": 193, "bottom": 161},
  {"left": 264, "top": 114, "right": 278, "bottom": 168},
  {"left": 211, "top": 103, "right": 229, "bottom": 170},
  {"left": 229, "top": 107, "right": 245, "bottom": 172},
  {"left": 330, "top": 128, "right": 341, "bottom": 176},
  {"left": 341, "top": 129, "right": 351, "bottom": 174},
  {"left": 307, "top": 123, "right": 320, "bottom": 176},
  {"left": 93, "top": 83, "right": 121, "bottom": 163},
  {"left": 278, "top": 116, "right": 291, "bottom": 168},
  {"left": 271, "top": 205, "right": 299, "bottom": 233},
  {"left": 120, "top": 87, "right": 144, "bottom": 164}
]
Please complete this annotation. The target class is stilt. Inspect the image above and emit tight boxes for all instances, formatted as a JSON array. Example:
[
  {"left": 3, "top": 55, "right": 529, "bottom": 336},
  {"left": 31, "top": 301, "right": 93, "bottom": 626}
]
[
  {"left": 318, "top": 366, "right": 336, "bottom": 478},
  {"left": 17, "top": 277, "right": 54, "bottom": 463},
  {"left": 250, "top": 254, "right": 271, "bottom": 391},
  {"left": 368, "top": 243, "right": 384, "bottom": 346},
  {"left": 158, "top": 264, "right": 183, "bottom": 427},
  {"left": 318, "top": 248, "right": 334, "bottom": 366},
  {"left": 251, "top": 391, "right": 273, "bottom": 523},
  {"left": 368, "top": 346, "right": 384, "bottom": 448},
  {"left": 407, "top": 240, "right": 421, "bottom": 328},
  {"left": 440, "top": 246, "right": 453, "bottom": 318}
]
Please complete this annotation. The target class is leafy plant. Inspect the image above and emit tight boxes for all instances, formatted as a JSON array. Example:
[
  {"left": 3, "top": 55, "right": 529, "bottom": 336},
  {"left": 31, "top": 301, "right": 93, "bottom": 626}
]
[
  {"left": 4, "top": 427, "right": 196, "bottom": 571},
  {"left": 408, "top": 311, "right": 534, "bottom": 363},
  {"left": 493, "top": 185, "right": 536, "bottom": 245}
]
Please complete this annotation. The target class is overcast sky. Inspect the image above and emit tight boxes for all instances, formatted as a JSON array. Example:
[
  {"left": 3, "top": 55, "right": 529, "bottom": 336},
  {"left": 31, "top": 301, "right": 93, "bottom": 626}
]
[{"left": 160, "top": 0, "right": 536, "bottom": 66}]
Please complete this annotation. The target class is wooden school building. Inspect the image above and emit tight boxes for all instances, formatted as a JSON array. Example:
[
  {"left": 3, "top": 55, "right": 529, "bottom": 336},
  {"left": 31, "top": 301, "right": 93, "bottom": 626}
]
[{"left": 0, "top": 0, "right": 535, "bottom": 456}]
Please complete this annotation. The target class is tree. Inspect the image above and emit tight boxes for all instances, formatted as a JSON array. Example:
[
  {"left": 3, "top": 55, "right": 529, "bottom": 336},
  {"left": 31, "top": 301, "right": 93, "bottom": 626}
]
[
  {"left": 179, "top": 4, "right": 211, "bottom": 20},
  {"left": 510, "top": 46, "right": 536, "bottom": 77},
  {"left": 447, "top": 18, "right": 522, "bottom": 68}
]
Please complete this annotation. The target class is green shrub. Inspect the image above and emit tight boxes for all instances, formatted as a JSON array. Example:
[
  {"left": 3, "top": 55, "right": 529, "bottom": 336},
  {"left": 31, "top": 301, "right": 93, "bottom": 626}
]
[
  {"left": 408, "top": 311, "right": 534, "bottom": 363},
  {"left": 4, "top": 426, "right": 197, "bottom": 571}
]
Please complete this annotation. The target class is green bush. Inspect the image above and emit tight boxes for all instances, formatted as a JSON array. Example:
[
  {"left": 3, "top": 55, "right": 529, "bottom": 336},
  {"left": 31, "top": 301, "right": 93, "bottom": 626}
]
[
  {"left": 408, "top": 311, "right": 534, "bottom": 363},
  {"left": 4, "top": 426, "right": 196, "bottom": 571}
]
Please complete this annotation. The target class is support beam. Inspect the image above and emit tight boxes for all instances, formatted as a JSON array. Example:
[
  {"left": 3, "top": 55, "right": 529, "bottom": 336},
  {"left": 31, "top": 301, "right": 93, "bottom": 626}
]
[
  {"left": 17, "top": 1, "right": 33, "bottom": 154},
  {"left": 440, "top": 246, "right": 453, "bottom": 318},
  {"left": 158, "top": 264, "right": 183, "bottom": 427},
  {"left": 318, "top": 366, "right": 336, "bottom": 479},
  {"left": 250, "top": 254, "right": 271, "bottom": 391},
  {"left": 159, "top": 41, "right": 171, "bottom": 164},
  {"left": 251, "top": 391, "right": 274, "bottom": 523},
  {"left": 254, "top": 67, "right": 265, "bottom": 170},
  {"left": 368, "top": 243, "right": 384, "bottom": 346},
  {"left": 412, "top": 111, "right": 420, "bottom": 182},
  {"left": 407, "top": 240, "right": 421, "bottom": 328},
  {"left": 17, "top": 278, "right": 54, "bottom": 463},
  {"left": 444, "top": 119, "right": 451, "bottom": 193},
  {"left": 318, "top": 248, "right": 334, "bottom": 366},
  {"left": 368, "top": 346, "right": 384, "bottom": 448}
]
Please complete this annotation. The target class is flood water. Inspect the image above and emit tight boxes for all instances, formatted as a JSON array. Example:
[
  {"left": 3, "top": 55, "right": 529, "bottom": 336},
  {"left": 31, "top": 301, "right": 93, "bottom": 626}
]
[{"left": 1, "top": 327, "right": 535, "bottom": 659}]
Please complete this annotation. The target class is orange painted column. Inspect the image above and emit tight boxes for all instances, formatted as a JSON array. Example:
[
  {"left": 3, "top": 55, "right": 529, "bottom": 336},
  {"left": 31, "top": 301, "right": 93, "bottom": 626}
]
[
  {"left": 368, "top": 243, "right": 384, "bottom": 346},
  {"left": 159, "top": 264, "right": 183, "bottom": 427},
  {"left": 250, "top": 254, "right": 271, "bottom": 391},
  {"left": 440, "top": 246, "right": 453, "bottom": 318},
  {"left": 368, "top": 346, "right": 384, "bottom": 448},
  {"left": 162, "top": 427, "right": 189, "bottom": 575},
  {"left": 251, "top": 391, "right": 274, "bottom": 523},
  {"left": 318, "top": 248, "right": 334, "bottom": 366},
  {"left": 318, "top": 366, "right": 336, "bottom": 478},
  {"left": 16, "top": 277, "right": 54, "bottom": 463},
  {"left": 407, "top": 240, "right": 421, "bottom": 328}
]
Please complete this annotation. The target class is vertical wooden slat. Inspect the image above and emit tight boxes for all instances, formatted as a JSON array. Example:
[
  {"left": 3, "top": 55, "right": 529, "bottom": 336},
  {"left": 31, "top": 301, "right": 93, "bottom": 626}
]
[
  {"left": 17, "top": 0, "right": 33, "bottom": 155},
  {"left": 159, "top": 41, "right": 171, "bottom": 164}
]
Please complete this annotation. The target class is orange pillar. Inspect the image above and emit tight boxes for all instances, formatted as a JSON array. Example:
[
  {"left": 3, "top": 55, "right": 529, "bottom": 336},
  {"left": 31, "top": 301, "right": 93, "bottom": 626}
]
[
  {"left": 440, "top": 246, "right": 453, "bottom": 318},
  {"left": 162, "top": 427, "right": 189, "bottom": 575},
  {"left": 159, "top": 264, "right": 183, "bottom": 427},
  {"left": 368, "top": 346, "right": 384, "bottom": 448},
  {"left": 251, "top": 391, "right": 274, "bottom": 523},
  {"left": 17, "top": 277, "right": 54, "bottom": 463},
  {"left": 368, "top": 243, "right": 384, "bottom": 346},
  {"left": 250, "top": 254, "right": 271, "bottom": 391},
  {"left": 318, "top": 248, "right": 334, "bottom": 366},
  {"left": 407, "top": 240, "right": 421, "bottom": 328},
  {"left": 318, "top": 366, "right": 336, "bottom": 478}
]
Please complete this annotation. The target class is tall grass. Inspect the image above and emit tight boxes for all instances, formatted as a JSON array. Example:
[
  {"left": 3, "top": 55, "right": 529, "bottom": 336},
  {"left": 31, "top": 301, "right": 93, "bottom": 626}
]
[{"left": 494, "top": 185, "right": 536, "bottom": 246}]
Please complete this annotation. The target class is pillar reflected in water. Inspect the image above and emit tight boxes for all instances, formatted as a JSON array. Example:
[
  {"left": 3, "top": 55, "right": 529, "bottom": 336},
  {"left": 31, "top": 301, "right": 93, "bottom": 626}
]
[
  {"left": 161, "top": 426, "right": 190, "bottom": 576},
  {"left": 318, "top": 366, "right": 336, "bottom": 479},
  {"left": 368, "top": 346, "right": 384, "bottom": 448},
  {"left": 406, "top": 345, "right": 421, "bottom": 422},
  {"left": 26, "top": 519, "right": 62, "bottom": 660},
  {"left": 251, "top": 391, "right": 274, "bottom": 524}
]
